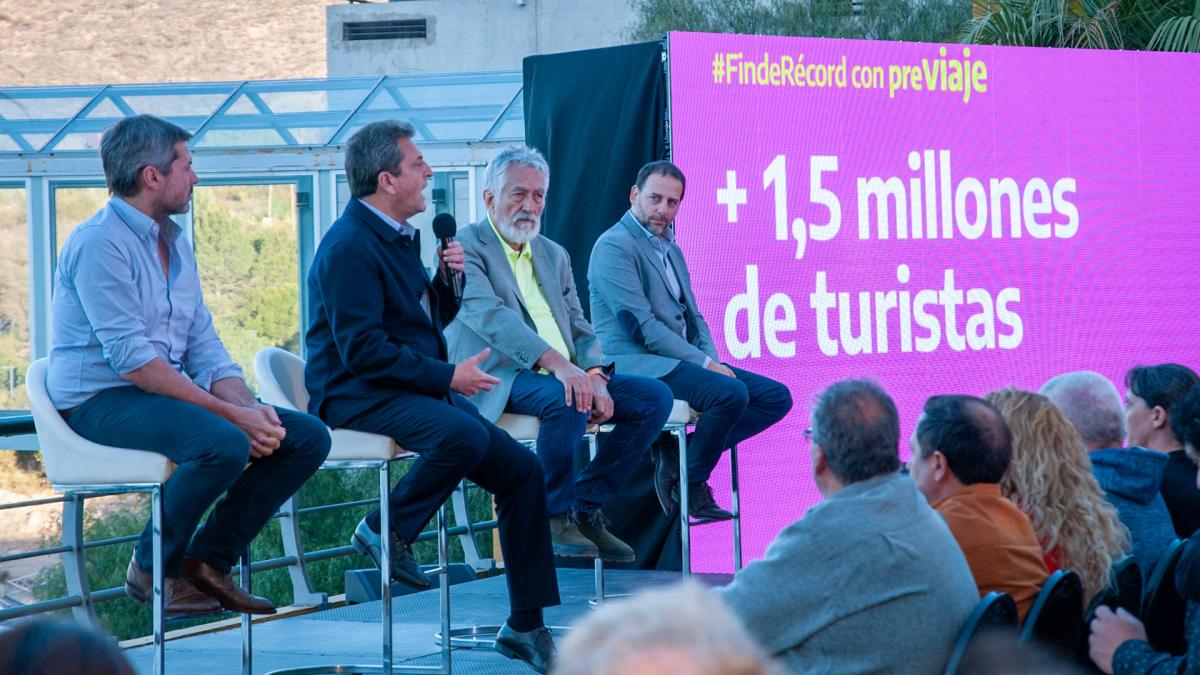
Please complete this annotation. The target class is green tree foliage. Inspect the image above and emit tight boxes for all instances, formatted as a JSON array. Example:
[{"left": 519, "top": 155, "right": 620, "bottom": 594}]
[
  {"left": 192, "top": 185, "right": 301, "bottom": 389},
  {"left": 961, "top": 0, "right": 1200, "bottom": 51},
  {"left": 630, "top": 0, "right": 973, "bottom": 43},
  {"left": 0, "top": 189, "right": 30, "bottom": 410}
]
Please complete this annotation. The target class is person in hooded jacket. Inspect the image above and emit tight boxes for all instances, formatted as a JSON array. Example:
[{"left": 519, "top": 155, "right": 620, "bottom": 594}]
[
  {"left": 1089, "top": 384, "right": 1200, "bottom": 674},
  {"left": 1043, "top": 371, "right": 1176, "bottom": 574}
]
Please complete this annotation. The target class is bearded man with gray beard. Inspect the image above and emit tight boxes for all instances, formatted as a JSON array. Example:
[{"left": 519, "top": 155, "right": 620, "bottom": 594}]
[{"left": 445, "top": 146, "right": 673, "bottom": 563}]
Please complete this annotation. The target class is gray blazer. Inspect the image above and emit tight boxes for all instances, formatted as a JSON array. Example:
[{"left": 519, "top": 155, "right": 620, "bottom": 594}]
[
  {"left": 587, "top": 211, "right": 719, "bottom": 378},
  {"left": 445, "top": 219, "right": 605, "bottom": 421}
]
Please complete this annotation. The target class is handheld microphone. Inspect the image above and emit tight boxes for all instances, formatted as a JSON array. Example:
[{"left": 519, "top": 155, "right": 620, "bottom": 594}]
[{"left": 432, "top": 212, "right": 462, "bottom": 302}]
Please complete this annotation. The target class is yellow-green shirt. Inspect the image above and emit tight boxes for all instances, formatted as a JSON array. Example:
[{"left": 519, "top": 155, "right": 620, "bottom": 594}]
[{"left": 488, "top": 216, "right": 572, "bottom": 363}]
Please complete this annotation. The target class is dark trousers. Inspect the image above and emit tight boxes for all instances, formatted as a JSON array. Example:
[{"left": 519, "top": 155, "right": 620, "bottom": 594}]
[
  {"left": 66, "top": 386, "right": 330, "bottom": 576},
  {"left": 506, "top": 371, "right": 673, "bottom": 517},
  {"left": 659, "top": 363, "right": 793, "bottom": 484},
  {"left": 344, "top": 392, "right": 560, "bottom": 613}
]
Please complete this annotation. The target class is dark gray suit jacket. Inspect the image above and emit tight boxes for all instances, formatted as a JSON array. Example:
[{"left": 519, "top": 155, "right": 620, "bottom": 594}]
[
  {"left": 445, "top": 219, "right": 605, "bottom": 421},
  {"left": 587, "top": 210, "right": 719, "bottom": 378}
]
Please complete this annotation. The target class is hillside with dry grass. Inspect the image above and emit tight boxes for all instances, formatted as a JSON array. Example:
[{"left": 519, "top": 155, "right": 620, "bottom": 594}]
[{"left": 0, "top": 0, "right": 342, "bottom": 87}]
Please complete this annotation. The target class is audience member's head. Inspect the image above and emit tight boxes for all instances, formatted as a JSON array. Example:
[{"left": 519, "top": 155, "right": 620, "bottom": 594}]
[
  {"left": 809, "top": 379, "right": 900, "bottom": 496},
  {"left": 1124, "top": 364, "right": 1199, "bottom": 451},
  {"left": 0, "top": 619, "right": 134, "bottom": 674},
  {"left": 909, "top": 395, "right": 1012, "bottom": 503},
  {"left": 555, "top": 581, "right": 780, "bottom": 675},
  {"left": 986, "top": 387, "right": 1130, "bottom": 602},
  {"left": 1170, "top": 385, "right": 1200, "bottom": 488},
  {"left": 1040, "top": 371, "right": 1126, "bottom": 451}
]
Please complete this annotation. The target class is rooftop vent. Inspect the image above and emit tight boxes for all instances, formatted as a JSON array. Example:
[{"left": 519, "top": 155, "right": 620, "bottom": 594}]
[{"left": 343, "top": 19, "right": 428, "bottom": 41}]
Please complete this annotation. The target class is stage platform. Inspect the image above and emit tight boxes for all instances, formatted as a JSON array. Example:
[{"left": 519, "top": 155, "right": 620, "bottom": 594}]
[{"left": 125, "top": 568, "right": 733, "bottom": 674}]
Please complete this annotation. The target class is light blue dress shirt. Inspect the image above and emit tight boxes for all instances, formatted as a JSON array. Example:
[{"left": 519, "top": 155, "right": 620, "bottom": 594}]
[{"left": 47, "top": 197, "right": 242, "bottom": 409}]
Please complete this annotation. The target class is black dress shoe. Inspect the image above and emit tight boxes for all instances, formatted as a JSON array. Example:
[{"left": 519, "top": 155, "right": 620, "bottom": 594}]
[
  {"left": 650, "top": 443, "right": 680, "bottom": 516},
  {"left": 351, "top": 517, "right": 431, "bottom": 589},
  {"left": 495, "top": 622, "right": 556, "bottom": 674},
  {"left": 678, "top": 482, "right": 734, "bottom": 525},
  {"left": 182, "top": 556, "right": 277, "bottom": 615}
]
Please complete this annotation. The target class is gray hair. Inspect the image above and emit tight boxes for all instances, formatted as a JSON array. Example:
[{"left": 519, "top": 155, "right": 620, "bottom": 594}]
[
  {"left": 1040, "top": 371, "right": 1126, "bottom": 450},
  {"left": 100, "top": 115, "right": 192, "bottom": 198},
  {"left": 483, "top": 145, "right": 549, "bottom": 197},
  {"left": 812, "top": 379, "right": 900, "bottom": 484},
  {"left": 345, "top": 120, "right": 416, "bottom": 198},
  {"left": 556, "top": 581, "right": 780, "bottom": 675}
]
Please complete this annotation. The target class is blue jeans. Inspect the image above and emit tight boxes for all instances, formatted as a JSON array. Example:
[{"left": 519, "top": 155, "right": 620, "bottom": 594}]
[
  {"left": 659, "top": 363, "right": 793, "bottom": 484},
  {"left": 66, "top": 386, "right": 331, "bottom": 576},
  {"left": 507, "top": 371, "right": 673, "bottom": 517},
  {"left": 345, "top": 391, "right": 561, "bottom": 613}
]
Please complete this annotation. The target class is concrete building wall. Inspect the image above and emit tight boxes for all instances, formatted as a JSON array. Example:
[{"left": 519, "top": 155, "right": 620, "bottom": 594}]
[{"left": 327, "top": 0, "right": 636, "bottom": 76}]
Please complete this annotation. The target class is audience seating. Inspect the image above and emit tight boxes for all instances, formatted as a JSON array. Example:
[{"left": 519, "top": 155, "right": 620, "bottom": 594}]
[
  {"left": 1086, "top": 556, "right": 1143, "bottom": 622},
  {"left": 1142, "top": 538, "right": 1188, "bottom": 655},
  {"left": 27, "top": 358, "right": 255, "bottom": 675},
  {"left": 1020, "top": 569, "right": 1085, "bottom": 657},
  {"left": 255, "top": 348, "right": 451, "bottom": 674},
  {"left": 944, "top": 592, "right": 1019, "bottom": 675}
]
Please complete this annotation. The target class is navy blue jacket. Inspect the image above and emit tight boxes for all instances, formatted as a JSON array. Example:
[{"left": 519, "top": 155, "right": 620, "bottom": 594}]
[{"left": 305, "top": 199, "right": 459, "bottom": 428}]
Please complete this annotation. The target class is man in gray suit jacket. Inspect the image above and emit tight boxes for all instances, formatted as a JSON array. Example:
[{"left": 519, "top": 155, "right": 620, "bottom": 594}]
[
  {"left": 446, "top": 146, "right": 673, "bottom": 562},
  {"left": 588, "top": 161, "right": 792, "bottom": 523}
]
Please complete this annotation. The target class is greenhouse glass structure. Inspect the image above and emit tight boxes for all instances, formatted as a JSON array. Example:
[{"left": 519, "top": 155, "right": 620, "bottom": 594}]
[{"left": 0, "top": 71, "right": 525, "bottom": 400}]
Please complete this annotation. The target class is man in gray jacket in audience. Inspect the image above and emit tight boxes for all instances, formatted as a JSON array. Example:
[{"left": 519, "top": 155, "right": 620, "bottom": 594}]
[{"left": 719, "top": 379, "right": 977, "bottom": 674}]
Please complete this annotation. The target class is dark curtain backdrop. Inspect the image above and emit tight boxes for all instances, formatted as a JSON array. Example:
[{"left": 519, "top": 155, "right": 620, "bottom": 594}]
[
  {"left": 523, "top": 41, "right": 684, "bottom": 571},
  {"left": 522, "top": 40, "right": 666, "bottom": 317}
]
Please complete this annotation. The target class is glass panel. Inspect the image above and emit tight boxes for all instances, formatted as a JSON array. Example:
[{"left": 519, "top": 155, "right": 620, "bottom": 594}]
[
  {"left": 0, "top": 188, "right": 30, "bottom": 410},
  {"left": 53, "top": 186, "right": 108, "bottom": 255},
  {"left": 192, "top": 184, "right": 300, "bottom": 390}
]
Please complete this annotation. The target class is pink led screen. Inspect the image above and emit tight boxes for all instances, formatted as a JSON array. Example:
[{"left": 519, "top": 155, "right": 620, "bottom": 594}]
[{"left": 667, "top": 31, "right": 1200, "bottom": 572}]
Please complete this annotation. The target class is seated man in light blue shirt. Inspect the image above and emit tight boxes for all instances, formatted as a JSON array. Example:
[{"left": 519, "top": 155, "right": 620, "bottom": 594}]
[{"left": 47, "top": 115, "right": 330, "bottom": 617}]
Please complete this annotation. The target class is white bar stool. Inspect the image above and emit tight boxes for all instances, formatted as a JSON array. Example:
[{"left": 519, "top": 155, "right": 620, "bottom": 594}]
[
  {"left": 25, "top": 358, "right": 255, "bottom": 675},
  {"left": 255, "top": 348, "right": 450, "bottom": 675},
  {"left": 664, "top": 400, "right": 743, "bottom": 577}
]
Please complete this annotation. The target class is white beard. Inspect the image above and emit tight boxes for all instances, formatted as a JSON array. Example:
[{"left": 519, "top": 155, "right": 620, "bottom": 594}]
[{"left": 496, "top": 213, "right": 541, "bottom": 245}]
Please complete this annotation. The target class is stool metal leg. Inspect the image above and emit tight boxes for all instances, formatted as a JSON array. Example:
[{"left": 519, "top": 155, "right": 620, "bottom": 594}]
[
  {"left": 379, "top": 461, "right": 393, "bottom": 675},
  {"left": 676, "top": 428, "right": 691, "bottom": 577},
  {"left": 437, "top": 505, "right": 451, "bottom": 674},
  {"left": 241, "top": 547, "right": 253, "bottom": 675},
  {"left": 151, "top": 486, "right": 165, "bottom": 675},
  {"left": 730, "top": 443, "right": 743, "bottom": 572},
  {"left": 587, "top": 433, "right": 605, "bottom": 605}
]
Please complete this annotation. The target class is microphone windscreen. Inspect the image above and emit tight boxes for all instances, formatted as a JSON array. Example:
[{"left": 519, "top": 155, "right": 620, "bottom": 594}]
[{"left": 432, "top": 213, "right": 458, "bottom": 240}]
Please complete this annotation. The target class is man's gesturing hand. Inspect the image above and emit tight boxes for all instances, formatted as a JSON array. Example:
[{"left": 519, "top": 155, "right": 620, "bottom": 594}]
[{"left": 452, "top": 348, "right": 501, "bottom": 396}]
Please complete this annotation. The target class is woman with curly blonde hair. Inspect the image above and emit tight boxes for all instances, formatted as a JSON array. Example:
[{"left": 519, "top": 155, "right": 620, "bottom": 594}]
[{"left": 986, "top": 387, "right": 1130, "bottom": 603}]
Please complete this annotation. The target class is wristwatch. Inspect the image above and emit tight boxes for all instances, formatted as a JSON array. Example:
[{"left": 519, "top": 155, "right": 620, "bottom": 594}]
[{"left": 588, "top": 362, "right": 615, "bottom": 382}]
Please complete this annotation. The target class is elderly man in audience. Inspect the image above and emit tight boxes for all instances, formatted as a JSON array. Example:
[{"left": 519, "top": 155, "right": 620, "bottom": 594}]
[
  {"left": 556, "top": 581, "right": 780, "bottom": 675},
  {"left": 719, "top": 379, "right": 977, "bottom": 674},
  {"left": 1123, "top": 364, "right": 1200, "bottom": 538},
  {"left": 1042, "top": 371, "right": 1175, "bottom": 573},
  {"left": 908, "top": 394, "right": 1048, "bottom": 622},
  {"left": 1089, "top": 384, "right": 1200, "bottom": 674}
]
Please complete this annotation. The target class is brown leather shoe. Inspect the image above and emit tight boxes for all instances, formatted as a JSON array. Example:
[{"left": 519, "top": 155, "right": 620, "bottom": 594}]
[
  {"left": 182, "top": 555, "right": 276, "bottom": 615},
  {"left": 125, "top": 555, "right": 222, "bottom": 617}
]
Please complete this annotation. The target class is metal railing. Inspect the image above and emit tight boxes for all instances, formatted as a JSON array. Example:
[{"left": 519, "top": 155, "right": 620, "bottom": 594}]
[{"left": 0, "top": 414, "right": 498, "bottom": 628}]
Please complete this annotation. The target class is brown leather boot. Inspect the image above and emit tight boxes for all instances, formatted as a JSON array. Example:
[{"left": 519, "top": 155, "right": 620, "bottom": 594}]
[
  {"left": 124, "top": 555, "right": 221, "bottom": 617},
  {"left": 182, "top": 555, "right": 277, "bottom": 615}
]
